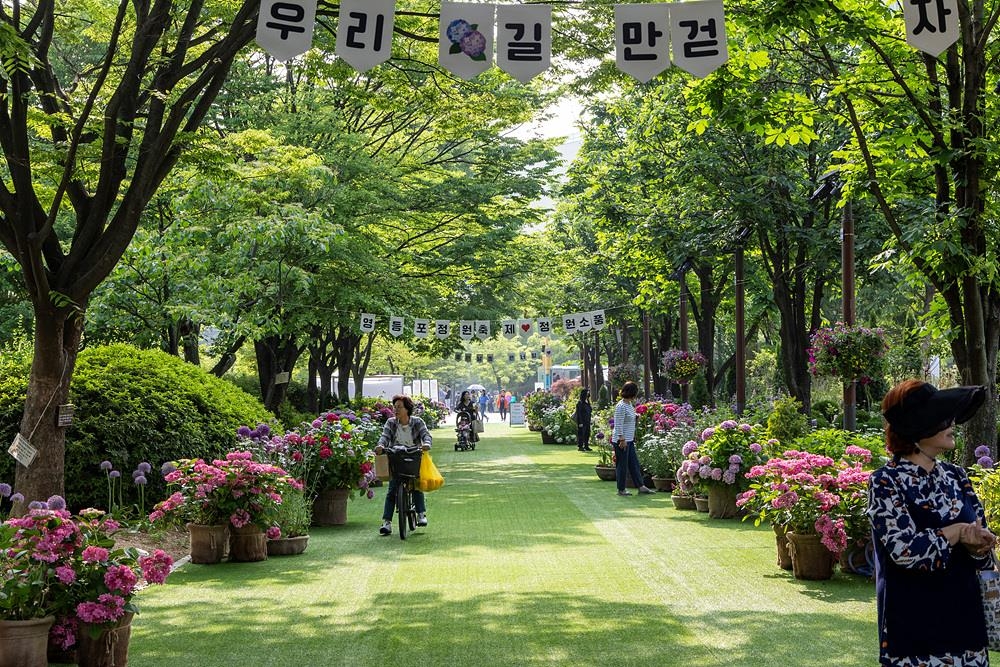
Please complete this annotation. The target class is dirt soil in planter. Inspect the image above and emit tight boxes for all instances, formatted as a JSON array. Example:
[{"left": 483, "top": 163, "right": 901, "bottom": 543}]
[{"left": 112, "top": 525, "right": 190, "bottom": 563}]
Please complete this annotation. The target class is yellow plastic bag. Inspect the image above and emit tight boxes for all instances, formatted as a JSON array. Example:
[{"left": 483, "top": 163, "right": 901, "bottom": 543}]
[{"left": 417, "top": 452, "right": 445, "bottom": 492}]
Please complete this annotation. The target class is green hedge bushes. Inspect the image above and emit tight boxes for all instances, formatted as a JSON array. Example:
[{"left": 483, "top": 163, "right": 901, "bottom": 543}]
[{"left": 0, "top": 344, "right": 272, "bottom": 512}]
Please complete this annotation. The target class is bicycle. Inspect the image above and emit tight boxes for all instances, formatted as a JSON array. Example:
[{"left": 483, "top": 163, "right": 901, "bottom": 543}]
[{"left": 385, "top": 445, "right": 423, "bottom": 540}]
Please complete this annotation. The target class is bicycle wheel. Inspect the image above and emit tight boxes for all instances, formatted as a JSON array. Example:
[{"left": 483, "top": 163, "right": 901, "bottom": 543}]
[
  {"left": 396, "top": 482, "right": 409, "bottom": 540},
  {"left": 407, "top": 490, "right": 417, "bottom": 531}
]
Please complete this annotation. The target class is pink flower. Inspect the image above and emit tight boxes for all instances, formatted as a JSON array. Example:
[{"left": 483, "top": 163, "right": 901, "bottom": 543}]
[
  {"left": 104, "top": 564, "right": 138, "bottom": 595},
  {"left": 139, "top": 550, "right": 173, "bottom": 585},
  {"left": 230, "top": 509, "right": 251, "bottom": 528},
  {"left": 266, "top": 526, "right": 281, "bottom": 540},
  {"left": 56, "top": 565, "right": 77, "bottom": 585},
  {"left": 81, "top": 546, "right": 109, "bottom": 563}
]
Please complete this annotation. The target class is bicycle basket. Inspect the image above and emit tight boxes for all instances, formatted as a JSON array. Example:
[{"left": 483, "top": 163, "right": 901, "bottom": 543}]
[{"left": 387, "top": 449, "right": 422, "bottom": 478}]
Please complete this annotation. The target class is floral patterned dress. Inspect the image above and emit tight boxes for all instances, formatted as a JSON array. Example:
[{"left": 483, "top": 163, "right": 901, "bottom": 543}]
[{"left": 868, "top": 456, "right": 991, "bottom": 666}]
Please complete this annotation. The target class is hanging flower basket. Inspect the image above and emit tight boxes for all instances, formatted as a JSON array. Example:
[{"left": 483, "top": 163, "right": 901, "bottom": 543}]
[
  {"left": 608, "top": 362, "right": 642, "bottom": 387},
  {"left": 807, "top": 324, "right": 888, "bottom": 384},
  {"left": 661, "top": 349, "right": 707, "bottom": 384}
]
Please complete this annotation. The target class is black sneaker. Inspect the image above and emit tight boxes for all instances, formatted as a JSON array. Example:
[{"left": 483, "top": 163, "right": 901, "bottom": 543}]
[{"left": 379, "top": 521, "right": 391, "bottom": 536}]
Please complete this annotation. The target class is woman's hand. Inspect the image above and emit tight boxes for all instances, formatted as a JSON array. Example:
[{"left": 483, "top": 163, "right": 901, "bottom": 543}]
[
  {"left": 960, "top": 523, "right": 997, "bottom": 556},
  {"left": 421, "top": 444, "right": 430, "bottom": 451},
  {"left": 617, "top": 439, "right": 626, "bottom": 450},
  {"left": 375, "top": 445, "right": 384, "bottom": 455}
]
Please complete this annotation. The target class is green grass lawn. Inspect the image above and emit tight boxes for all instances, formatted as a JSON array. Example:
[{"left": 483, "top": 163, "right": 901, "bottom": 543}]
[{"left": 128, "top": 421, "right": 878, "bottom": 666}]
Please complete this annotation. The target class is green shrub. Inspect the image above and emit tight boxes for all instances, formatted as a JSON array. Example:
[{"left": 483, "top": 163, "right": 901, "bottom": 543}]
[
  {"left": 523, "top": 392, "right": 561, "bottom": 430},
  {"left": 271, "top": 488, "right": 312, "bottom": 538},
  {"left": 811, "top": 399, "right": 839, "bottom": 427},
  {"left": 766, "top": 396, "right": 809, "bottom": 445},
  {"left": 0, "top": 344, "right": 272, "bottom": 512},
  {"left": 688, "top": 371, "right": 710, "bottom": 410},
  {"left": 596, "top": 384, "right": 610, "bottom": 409},
  {"left": 790, "top": 428, "right": 883, "bottom": 460}
]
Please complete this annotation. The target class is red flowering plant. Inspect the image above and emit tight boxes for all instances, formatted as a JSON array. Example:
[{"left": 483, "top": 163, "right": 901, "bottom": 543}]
[
  {"left": 807, "top": 324, "right": 888, "bottom": 384},
  {"left": 736, "top": 446, "right": 873, "bottom": 555},
  {"left": 1, "top": 497, "right": 172, "bottom": 649},
  {"left": 634, "top": 401, "right": 695, "bottom": 441},
  {"left": 149, "top": 451, "right": 302, "bottom": 533},
  {"left": 247, "top": 410, "right": 379, "bottom": 501}
]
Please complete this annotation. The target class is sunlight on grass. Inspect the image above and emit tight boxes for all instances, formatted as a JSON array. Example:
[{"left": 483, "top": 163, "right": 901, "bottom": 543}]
[{"left": 129, "top": 421, "right": 877, "bottom": 666}]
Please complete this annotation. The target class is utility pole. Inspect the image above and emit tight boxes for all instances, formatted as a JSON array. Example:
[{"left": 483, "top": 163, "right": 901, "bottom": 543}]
[{"left": 843, "top": 200, "right": 857, "bottom": 431}]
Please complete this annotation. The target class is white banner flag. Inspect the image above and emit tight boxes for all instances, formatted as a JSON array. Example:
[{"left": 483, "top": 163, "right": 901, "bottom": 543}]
[
  {"left": 496, "top": 4, "right": 551, "bottom": 83},
  {"left": 536, "top": 317, "right": 552, "bottom": 336},
  {"left": 256, "top": 0, "right": 318, "bottom": 61},
  {"left": 475, "top": 320, "right": 491, "bottom": 340},
  {"left": 562, "top": 313, "right": 579, "bottom": 335},
  {"left": 590, "top": 310, "right": 606, "bottom": 331},
  {"left": 435, "top": 320, "right": 451, "bottom": 339},
  {"left": 577, "top": 312, "right": 593, "bottom": 334},
  {"left": 670, "top": 0, "right": 728, "bottom": 78},
  {"left": 360, "top": 313, "right": 376, "bottom": 333},
  {"left": 615, "top": 4, "right": 670, "bottom": 83},
  {"left": 459, "top": 320, "right": 475, "bottom": 340},
  {"left": 440, "top": 2, "right": 495, "bottom": 80},
  {"left": 389, "top": 316, "right": 405, "bottom": 337},
  {"left": 903, "top": 0, "right": 959, "bottom": 55},
  {"left": 501, "top": 319, "right": 517, "bottom": 339},
  {"left": 414, "top": 318, "right": 430, "bottom": 339},
  {"left": 336, "top": 0, "right": 395, "bottom": 72},
  {"left": 517, "top": 318, "right": 533, "bottom": 337}
]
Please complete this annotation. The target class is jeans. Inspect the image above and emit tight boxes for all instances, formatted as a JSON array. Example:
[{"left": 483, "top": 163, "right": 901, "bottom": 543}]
[
  {"left": 615, "top": 441, "right": 643, "bottom": 492},
  {"left": 382, "top": 478, "right": 426, "bottom": 521}
]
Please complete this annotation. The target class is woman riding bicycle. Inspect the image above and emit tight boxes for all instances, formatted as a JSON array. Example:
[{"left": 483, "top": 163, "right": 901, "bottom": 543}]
[{"left": 375, "top": 394, "right": 432, "bottom": 536}]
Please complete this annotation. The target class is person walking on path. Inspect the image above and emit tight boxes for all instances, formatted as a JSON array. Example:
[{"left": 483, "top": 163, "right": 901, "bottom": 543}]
[
  {"left": 498, "top": 389, "right": 508, "bottom": 421},
  {"left": 374, "top": 394, "right": 433, "bottom": 536},
  {"left": 457, "top": 390, "right": 480, "bottom": 443},
  {"left": 611, "top": 381, "right": 655, "bottom": 496},
  {"left": 478, "top": 391, "right": 489, "bottom": 422},
  {"left": 574, "top": 388, "right": 593, "bottom": 451},
  {"left": 869, "top": 379, "right": 996, "bottom": 666}
]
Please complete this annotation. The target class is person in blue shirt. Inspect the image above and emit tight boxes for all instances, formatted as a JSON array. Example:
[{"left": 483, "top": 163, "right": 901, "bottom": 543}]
[
  {"left": 611, "top": 381, "right": 655, "bottom": 497},
  {"left": 478, "top": 391, "right": 489, "bottom": 422},
  {"left": 870, "top": 380, "right": 996, "bottom": 666}
]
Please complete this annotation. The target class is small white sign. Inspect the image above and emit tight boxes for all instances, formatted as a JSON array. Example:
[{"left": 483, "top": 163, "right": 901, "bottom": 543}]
[
  {"left": 670, "top": 0, "right": 728, "bottom": 78},
  {"left": 275, "top": 372, "right": 291, "bottom": 385},
  {"left": 9, "top": 433, "right": 37, "bottom": 467},
  {"left": 509, "top": 401, "right": 526, "bottom": 426},
  {"left": 256, "top": 0, "right": 318, "bottom": 62},
  {"left": 496, "top": 4, "right": 552, "bottom": 83},
  {"left": 902, "top": 0, "right": 959, "bottom": 55},
  {"left": 336, "top": 0, "right": 396, "bottom": 72}
]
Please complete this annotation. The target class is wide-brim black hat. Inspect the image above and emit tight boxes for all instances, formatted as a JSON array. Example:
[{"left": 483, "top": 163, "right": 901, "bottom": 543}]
[{"left": 883, "top": 383, "right": 986, "bottom": 442}]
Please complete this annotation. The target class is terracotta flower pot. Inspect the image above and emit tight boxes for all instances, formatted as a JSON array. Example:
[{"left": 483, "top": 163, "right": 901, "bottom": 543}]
[
  {"left": 187, "top": 523, "right": 229, "bottom": 564},
  {"left": 786, "top": 531, "right": 835, "bottom": 580},
  {"left": 651, "top": 476, "right": 675, "bottom": 492},
  {"left": 312, "top": 487, "right": 351, "bottom": 526},
  {"left": 671, "top": 493, "right": 696, "bottom": 510},
  {"left": 77, "top": 611, "right": 133, "bottom": 667},
  {"left": 594, "top": 465, "right": 617, "bottom": 481},
  {"left": 267, "top": 535, "right": 310, "bottom": 556},
  {"left": 693, "top": 496, "right": 710, "bottom": 512},
  {"left": 229, "top": 524, "right": 268, "bottom": 562}
]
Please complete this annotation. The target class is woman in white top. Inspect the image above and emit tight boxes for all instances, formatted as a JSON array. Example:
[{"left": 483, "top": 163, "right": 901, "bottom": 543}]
[
  {"left": 374, "top": 395, "right": 432, "bottom": 536},
  {"left": 611, "top": 381, "right": 655, "bottom": 496}
]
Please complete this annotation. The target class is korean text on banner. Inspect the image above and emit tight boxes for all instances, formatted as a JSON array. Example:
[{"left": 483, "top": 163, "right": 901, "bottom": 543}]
[
  {"left": 256, "top": 0, "right": 318, "bottom": 61},
  {"left": 336, "top": 0, "right": 396, "bottom": 72}
]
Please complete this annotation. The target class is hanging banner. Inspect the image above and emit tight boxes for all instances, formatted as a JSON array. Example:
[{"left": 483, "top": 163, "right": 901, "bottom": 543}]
[
  {"left": 902, "top": 0, "right": 959, "bottom": 55},
  {"left": 256, "top": 0, "right": 318, "bottom": 61},
  {"left": 459, "top": 320, "right": 475, "bottom": 340},
  {"left": 591, "top": 309, "right": 606, "bottom": 331},
  {"left": 475, "top": 320, "right": 491, "bottom": 340},
  {"left": 536, "top": 317, "right": 552, "bottom": 336},
  {"left": 501, "top": 319, "right": 517, "bottom": 339},
  {"left": 435, "top": 320, "right": 451, "bottom": 339},
  {"left": 615, "top": 4, "right": 671, "bottom": 83},
  {"left": 508, "top": 353, "right": 516, "bottom": 362},
  {"left": 669, "top": 0, "right": 728, "bottom": 78},
  {"left": 440, "top": 2, "right": 495, "bottom": 80},
  {"left": 389, "top": 316, "right": 405, "bottom": 337},
  {"left": 336, "top": 0, "right": 395, "bottom": 72},
  {"left": 414, "top": 318, "right": 430, "bottom": 338},
  {"left": 496, "top": 4, "right": 552, "bottom": 83},
  {"left": 577, "top": 312, "right": 593, "bottom": 334},
  {"left": 360, "top": 313, "right": 376, "bottom": 333},
  {"left": 517, "top": 318, "right": 534, "bottom": 337},
  {"left": 562, "top": 313, "right": 579, "bottom": 335}
]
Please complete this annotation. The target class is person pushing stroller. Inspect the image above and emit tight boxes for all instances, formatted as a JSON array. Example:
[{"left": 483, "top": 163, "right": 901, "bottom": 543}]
[{"left": 455, "top": 407, "right": 476, "bottom": 451}]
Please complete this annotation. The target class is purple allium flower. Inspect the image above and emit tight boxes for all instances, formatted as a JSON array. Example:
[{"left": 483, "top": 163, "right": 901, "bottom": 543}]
[
  {"left": 134, "top": 475, "right": 147, "bottom": 486},
  {"left": 460, "top": 30, "right": 487, "bottom": 57},
  {"left": 10, "top": 492, "right": 24, "bottom": 503},
  {"left": 28, "top": 500, "right": 45, "bottom": 510},
  {"left": 109, "top": 470, "right": 121, "bottom": 479},
  {"left": 978, "top": 456, "right": 995, "bottom": 469},
  {"left": 975, "top": 445, "right": 991, "bottom": 458},
  {"left": 138, "top": 461, "right": 152, "bottom": 473},
  {"left": 446, "top": 18, "right": 473, "bottom": 43},
  {"left": 236, "top": 425, "right": 252, "bottom": 438},
  {"left": 258, "top": 423, "right": 271, "bottom": 437},
  {"left": 133, "top": 469, "right": 144, "bottom": 479},
  {"left": 100, "top": 461, "right": 113, "bottom": 471},
  {"left": 46, "top": 495, "right": 66, "bottom": 510},
  {"left": 0, "top": 483, "right": 10, "bottom": 497},
  {"left": 161, "top": 462, "right": 177, "bottom": 477}
]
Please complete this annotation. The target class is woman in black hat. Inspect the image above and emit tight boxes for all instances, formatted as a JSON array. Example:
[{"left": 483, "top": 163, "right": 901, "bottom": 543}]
[{"left": 870, "top": 379, "right": 997, "bottom": 666}]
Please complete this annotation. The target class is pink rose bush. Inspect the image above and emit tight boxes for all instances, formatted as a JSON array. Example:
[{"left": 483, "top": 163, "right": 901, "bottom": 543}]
[
  {"left": 1, "top": 499, "right": 172, "bottom": 648},
  {"left": 736, "top": 447, "right": 873, "bottom": 555}
]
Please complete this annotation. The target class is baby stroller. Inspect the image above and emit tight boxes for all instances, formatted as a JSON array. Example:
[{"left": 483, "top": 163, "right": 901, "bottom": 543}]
[{"left": 455, "top": 408, "right": 476, "bottom": 451}]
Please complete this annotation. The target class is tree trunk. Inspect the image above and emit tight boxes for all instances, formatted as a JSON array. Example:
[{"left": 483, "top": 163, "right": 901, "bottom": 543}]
[
  {"left": 254, "top": 335, "right": 303, "bottom": 414},
  {"left": 13, "top": 308, "right": 84, "bottom": 513}
]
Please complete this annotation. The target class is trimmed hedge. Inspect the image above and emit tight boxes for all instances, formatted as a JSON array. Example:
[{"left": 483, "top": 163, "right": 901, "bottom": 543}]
[{"left": 0, "top": 344, "right": 272, "bottom": 512}]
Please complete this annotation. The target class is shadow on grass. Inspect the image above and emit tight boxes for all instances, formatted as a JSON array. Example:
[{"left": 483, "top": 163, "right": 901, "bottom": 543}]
[{"left": 132, "top": 587, "right": 875, "bottom": 666}]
